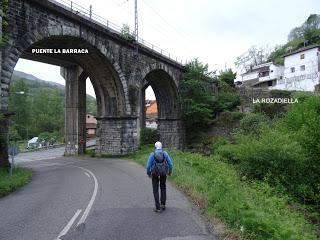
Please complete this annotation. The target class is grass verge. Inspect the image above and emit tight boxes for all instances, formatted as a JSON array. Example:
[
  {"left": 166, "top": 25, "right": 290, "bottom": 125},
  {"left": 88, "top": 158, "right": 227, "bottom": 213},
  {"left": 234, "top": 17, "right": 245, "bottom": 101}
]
[
  {"left": 0, "top": 167, "right": 33, "bottom": 198},
  {"left": 127, "top": 145, "right": 317, "bottom": 240}
]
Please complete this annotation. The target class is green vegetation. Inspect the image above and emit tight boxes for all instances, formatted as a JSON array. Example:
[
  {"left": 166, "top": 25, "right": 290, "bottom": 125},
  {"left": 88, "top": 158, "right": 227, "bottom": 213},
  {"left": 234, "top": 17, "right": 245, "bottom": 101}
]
[
  {"left": 120, "top": 24, "right": 135, "bottom": 42},
  {"left": 128, "top": 146, "right": 317, "bottom": 239},
  {"left": 218, "top": 68, "right": 237, "bottom": 87},
  {"left": 217, "top": 93, "right": 320, "bottom": 212},
  {"left": 0, "top": 167, "right": 32, "bottom": 198},
  {"left": 8, "top": 76, "right": 97, "bottom": 144},
  {"left": 269, "top": 14, "right": 320, "bottom": 64},
  {"left": 236, "top": 14, "right": 320, "bottom": 67},
  {"left": 180, "top": 59, "right": 240, "bottom": 144},
  {"left": 176, "top": 57, "right": 320, "bottom": 238},
  {"left": 140, "top": 128, "right": 158, "bottom": 146}
]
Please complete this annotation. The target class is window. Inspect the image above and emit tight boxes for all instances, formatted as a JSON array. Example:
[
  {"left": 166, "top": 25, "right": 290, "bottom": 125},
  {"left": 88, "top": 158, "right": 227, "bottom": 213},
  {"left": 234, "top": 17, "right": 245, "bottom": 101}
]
[
  {"left": 300, "top": 53, "right": 305, "bottom": 59},
  {"left": 290, "top": 67, "right": 295, "bottom": 73},
  {"left": 259, "top": 71, "right": 269, "bottom": 77},
  {"left": 280, "top": 76, "right": 283, "bottom": 79},
  {"left": 300, "top": 65, "right": 305, "bottom": 71},
  {"left": 268, "top": 81, "right": 273, "bottom": 86}
]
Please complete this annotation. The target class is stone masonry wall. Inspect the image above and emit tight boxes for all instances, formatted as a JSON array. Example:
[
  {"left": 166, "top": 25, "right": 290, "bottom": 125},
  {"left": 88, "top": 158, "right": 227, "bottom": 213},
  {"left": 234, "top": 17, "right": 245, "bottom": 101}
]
[
  {"left": 158, "top": 119, "right": 185, "bottom": 150},
  {"left": 96, "top": 117, "right": 138, "bottom": 155}
]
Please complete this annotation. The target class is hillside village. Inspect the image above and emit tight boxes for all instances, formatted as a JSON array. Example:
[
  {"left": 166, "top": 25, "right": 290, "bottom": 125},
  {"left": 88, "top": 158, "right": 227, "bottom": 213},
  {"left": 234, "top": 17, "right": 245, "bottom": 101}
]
[
  {"left": 235, "top": 14, "right": 320, "bottom": 92},
  {"left": 236, "top": 45, "right": 320, "bottom": 91}
]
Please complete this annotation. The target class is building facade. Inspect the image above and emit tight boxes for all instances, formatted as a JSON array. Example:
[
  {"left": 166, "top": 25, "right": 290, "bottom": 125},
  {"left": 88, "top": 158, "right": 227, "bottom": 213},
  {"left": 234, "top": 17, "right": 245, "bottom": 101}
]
[
  {"left": 236, "top": 62, "right": 284, "bottom": 88},
  {"left": 236, "top": 45, "right": 320, "bottom": 92},
  {"left": 86, "top": 114, "right": 97, "bottom": 138},
  {"left": 274, "top": 45, "right": 320, "bottom": 91}
]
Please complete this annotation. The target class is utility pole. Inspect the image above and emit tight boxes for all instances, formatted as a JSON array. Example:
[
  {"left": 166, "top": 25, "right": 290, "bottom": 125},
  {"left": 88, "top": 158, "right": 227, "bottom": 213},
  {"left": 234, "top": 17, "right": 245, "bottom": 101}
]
[{"left": 134, "top": 0, "right": 139, "bottom": 57}]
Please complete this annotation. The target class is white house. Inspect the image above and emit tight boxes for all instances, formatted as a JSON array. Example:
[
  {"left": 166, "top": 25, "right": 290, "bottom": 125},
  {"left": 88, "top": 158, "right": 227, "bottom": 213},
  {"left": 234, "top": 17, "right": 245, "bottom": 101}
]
[
  {"left": 236, "top": 45, "right": 320, "bottom": 91},
  {"left": 273, "top": 45, "right": 320, "bottom": 91},
  {"left": 236, "top": 62, "right": 284, "bottom": 88}
]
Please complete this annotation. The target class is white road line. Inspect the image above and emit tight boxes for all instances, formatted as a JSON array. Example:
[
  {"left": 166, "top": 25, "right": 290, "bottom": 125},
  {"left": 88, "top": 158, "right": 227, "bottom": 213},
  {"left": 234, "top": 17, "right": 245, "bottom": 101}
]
[
  {"left": 84, "top": 172, "right": 90, "bottom": 178},
  {"left": 74, "top": 166, "right": 99, "bottom": 226},
  {"left": 55, "top": 209, "right": 82, "bottom": 240}
]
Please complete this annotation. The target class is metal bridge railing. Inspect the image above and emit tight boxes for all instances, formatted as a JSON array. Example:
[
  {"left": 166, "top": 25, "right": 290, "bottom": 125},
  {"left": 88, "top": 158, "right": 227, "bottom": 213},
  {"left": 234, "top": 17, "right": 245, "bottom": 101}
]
[{"left": 48, "top": 0, "right": 184, "bottom": 65}]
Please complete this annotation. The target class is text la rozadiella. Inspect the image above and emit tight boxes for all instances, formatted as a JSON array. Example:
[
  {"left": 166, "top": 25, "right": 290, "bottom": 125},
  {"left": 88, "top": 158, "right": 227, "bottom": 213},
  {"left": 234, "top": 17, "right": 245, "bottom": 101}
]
[{"left": 252, "top": 98, "right": 299, "bottom": 104}]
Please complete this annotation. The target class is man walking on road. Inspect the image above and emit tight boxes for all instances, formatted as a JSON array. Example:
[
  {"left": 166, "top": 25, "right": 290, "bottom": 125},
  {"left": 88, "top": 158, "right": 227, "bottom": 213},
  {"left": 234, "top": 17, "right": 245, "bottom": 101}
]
[{"left": 146, "top": 141, "right": 173, "bottom": 213}]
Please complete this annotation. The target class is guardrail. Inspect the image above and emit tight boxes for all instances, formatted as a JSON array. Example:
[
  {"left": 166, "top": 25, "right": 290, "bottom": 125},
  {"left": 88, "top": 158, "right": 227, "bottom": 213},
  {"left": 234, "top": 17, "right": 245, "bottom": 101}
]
[{"left": 48, "top": 0, "right": 184, "bottom": 65}]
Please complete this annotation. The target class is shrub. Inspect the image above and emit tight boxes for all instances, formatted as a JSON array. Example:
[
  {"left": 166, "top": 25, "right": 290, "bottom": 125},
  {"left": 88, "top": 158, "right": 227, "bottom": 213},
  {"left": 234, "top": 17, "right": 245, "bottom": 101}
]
[
  {"left": 253, "top": 102, "right": 288, "bottom": 119},
  {"left": 235, "top": 130, "right": 305, "bottom": 182},
  {"left": 238, "top": 113, "right": 268, "bottom": 136},
  {"left": 279, "top": 93, "right": 320, "bottom": 205},
  {"left": 140, "top": 128, "right": 158, "bottom": 146},
  {"left": 253, "top": 90, "right": 293, "bottom": 119},
  {"left": 188, "top": 135, "right": 230, "bottom": 155}
]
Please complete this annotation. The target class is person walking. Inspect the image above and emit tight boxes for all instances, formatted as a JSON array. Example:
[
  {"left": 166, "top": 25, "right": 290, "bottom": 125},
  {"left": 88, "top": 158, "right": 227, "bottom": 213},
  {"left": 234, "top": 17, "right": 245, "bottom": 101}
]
[{"left": 146, "top": 141, "right": 173, "bottom": 213}]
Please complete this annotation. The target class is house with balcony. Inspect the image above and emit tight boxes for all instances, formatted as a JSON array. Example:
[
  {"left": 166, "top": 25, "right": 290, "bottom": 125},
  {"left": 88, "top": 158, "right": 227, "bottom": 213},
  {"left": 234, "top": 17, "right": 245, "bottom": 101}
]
[
  {"left": 235, "top": 45, "right": 320, "bottom": 91},
  {"left": 235, "top": 62, "right": 284, "bottom": 88}
]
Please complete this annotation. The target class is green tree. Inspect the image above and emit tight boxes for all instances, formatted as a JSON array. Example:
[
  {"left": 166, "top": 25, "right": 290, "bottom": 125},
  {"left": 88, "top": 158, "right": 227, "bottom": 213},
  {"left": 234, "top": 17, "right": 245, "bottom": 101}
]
[
  {"left": 218, "top": 68, "right": 236, "bottom": 87},
  {"left": 86, "top": 96, "right": 97, "bottom": 115},
  {"left": 29, "top": 88, "right": 64, "bottom": 137},
  {"left": 8, "top": 79, "right": 30, "bottom": 139},
  {"left": 180, "top": 59, "right": 216, "bottom": 142}
]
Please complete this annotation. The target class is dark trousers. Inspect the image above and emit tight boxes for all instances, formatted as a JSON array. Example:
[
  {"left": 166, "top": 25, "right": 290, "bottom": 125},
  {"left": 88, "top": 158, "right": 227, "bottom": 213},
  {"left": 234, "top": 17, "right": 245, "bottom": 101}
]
[{"left": 152, "top": 175, "right": 166, "bottom": 209}]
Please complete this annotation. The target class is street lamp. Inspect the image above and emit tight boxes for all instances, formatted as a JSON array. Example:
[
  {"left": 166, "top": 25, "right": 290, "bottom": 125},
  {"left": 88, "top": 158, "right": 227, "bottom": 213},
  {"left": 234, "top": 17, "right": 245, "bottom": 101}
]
[{"left": 10, "top": 91, "right": 30, "bottom": 148}]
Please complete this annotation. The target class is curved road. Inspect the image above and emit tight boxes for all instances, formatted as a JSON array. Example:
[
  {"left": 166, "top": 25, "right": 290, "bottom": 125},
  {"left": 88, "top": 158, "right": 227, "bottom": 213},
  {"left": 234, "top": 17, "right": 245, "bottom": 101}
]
[{"left": 0, "top": 151, "right": 217, "bottom": 240}]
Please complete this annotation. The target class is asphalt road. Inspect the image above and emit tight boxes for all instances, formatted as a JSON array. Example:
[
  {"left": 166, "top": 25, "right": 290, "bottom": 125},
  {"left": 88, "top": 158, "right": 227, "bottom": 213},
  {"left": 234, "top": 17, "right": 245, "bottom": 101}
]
[{"left": 0, "top": 152, "right": 217, "bottom": 240}]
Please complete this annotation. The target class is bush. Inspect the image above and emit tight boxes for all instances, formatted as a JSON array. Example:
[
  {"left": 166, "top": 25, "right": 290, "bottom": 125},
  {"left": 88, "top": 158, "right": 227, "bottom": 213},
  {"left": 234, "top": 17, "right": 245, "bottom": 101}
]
[
  {"left": 252, "top": 90, "right": 293, "bottom": 119},
  {"left": 188, "top": 135, "right": 229, "bottom": 155},
  {"left": 238, "top": 113, "right": 268, "bottom": 136},
  {"left": 279, "top": 93, "right": 320, "bottom": 205},
  {"left": 140, "top": 128, "right": 158, "bottom": 146},
  {"left": 219, "top": 94, "right": 320, "bottom": 207}
]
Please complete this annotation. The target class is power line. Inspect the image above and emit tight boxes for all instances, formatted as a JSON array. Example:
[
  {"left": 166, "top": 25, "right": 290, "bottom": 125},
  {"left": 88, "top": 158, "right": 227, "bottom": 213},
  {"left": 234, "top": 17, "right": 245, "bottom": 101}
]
[{"left": 141, "top": 0, "right": 194, "bottom": 42}]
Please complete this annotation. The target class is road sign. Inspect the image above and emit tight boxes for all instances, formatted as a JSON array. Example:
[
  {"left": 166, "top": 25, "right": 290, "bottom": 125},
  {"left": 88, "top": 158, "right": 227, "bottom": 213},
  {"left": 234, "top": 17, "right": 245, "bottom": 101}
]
[
  {"left": 79, "top": 139, "right": 85, "bottom": 145},
  {"left": 8, "top": 145, "right": 19, "bottom": 156},
  {"left": 8, "top": 145, "right": 19, "bottom": 176}
]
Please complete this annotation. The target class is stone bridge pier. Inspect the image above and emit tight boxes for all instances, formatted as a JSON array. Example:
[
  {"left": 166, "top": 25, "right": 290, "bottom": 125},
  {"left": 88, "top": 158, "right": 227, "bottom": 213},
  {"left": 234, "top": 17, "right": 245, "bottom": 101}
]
[
  {"left": 0, "top": 0, "right": 185, "bottom": 165},
  {"left": 60, "top": 66, "right": 87, "bottom": 155}
]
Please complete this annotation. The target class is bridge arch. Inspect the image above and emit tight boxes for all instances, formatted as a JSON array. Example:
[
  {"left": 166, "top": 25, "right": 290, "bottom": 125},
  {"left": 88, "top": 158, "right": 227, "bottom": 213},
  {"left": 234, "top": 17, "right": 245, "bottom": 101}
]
[
  {"left": 3, "top": 26, "right": 131, "bottom": 115},
  {"left": 2, "top": 26, "right": 136, "bottom": 156},
  {"left": 140, "top": 63, "right": 184, "bottom": 149}
]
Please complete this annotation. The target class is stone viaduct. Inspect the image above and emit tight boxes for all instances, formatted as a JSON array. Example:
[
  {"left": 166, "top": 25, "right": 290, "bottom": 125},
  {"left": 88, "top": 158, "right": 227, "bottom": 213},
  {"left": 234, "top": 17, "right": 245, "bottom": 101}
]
[{"left": 0, "top": 0, "right": 185, "bottom": 166}]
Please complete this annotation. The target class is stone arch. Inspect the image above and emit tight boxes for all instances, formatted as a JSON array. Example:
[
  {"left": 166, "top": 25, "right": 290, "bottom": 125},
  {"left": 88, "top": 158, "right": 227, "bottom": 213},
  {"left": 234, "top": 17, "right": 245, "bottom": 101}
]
[
  {"left": 141, "top": 63, "right": 180, "bottom": 119},
  {"left": 0, "top": 26, "right": 140, "bottom": 156},
  {"left": 140, "top": 63, "right": 184, "bottom": 149},
  {"left": 1, "top": 26, "right": 131, "bottom": 115}
]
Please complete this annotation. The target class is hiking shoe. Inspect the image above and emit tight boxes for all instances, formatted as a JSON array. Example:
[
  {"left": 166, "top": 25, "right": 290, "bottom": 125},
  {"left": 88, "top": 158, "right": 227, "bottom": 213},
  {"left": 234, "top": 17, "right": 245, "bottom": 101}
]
[
  {"left": 160, "top": 204, "right": 166, "bottom": 210},
  {"left": 153, "top": 208, "right": 161, "bottom": 213}
]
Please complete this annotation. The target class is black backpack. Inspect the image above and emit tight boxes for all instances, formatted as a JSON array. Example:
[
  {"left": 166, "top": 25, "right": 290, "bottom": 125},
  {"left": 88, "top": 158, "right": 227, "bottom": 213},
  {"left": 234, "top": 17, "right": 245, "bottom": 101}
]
[{"left": 153, "top": 150, "right": 168, "bottom": 176}]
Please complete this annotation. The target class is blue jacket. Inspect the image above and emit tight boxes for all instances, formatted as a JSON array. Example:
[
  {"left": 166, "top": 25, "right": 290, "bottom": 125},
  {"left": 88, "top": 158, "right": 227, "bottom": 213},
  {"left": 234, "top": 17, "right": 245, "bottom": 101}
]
[{"left": 146, "top": 149, "right": 173, "bottom": 175}]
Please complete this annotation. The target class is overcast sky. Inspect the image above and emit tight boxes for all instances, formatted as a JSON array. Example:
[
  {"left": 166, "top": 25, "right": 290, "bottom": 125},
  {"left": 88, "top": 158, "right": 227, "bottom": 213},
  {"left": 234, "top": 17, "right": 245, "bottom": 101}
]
[{"left": 15, "top": 0, "right": 320, "bottom": 99}]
